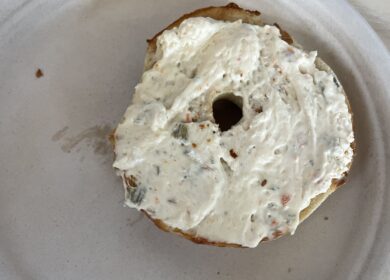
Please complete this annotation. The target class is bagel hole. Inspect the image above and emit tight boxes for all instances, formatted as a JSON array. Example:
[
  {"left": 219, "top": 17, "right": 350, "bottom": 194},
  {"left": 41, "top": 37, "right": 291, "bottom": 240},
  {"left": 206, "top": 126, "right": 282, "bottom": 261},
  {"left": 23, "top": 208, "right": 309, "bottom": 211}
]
[{"left": 212, "top": 94, "right": 243, "bottom": 132}]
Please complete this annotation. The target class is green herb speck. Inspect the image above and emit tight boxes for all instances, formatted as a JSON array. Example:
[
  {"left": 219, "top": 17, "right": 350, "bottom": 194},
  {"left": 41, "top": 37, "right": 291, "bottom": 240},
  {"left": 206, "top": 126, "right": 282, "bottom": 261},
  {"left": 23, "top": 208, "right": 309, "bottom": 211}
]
[
  {"left": 167, "top": 198, "right": 177, "bottom": 204},
  {"left": 333, "top": 77, "right": 340, "bottom": 87},
  {"left": 172, "top": 123, "right": 188, "bottom": 140},
  {"left": 127, "top": 186, "right": 146, "bottom": 205}
]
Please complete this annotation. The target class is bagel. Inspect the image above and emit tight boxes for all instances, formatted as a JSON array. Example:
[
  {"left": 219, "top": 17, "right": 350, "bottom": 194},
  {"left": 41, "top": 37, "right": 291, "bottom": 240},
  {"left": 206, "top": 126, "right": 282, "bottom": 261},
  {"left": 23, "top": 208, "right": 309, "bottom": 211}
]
[{"left": 112, "top": 3, "right": 355, "bottom": 248}]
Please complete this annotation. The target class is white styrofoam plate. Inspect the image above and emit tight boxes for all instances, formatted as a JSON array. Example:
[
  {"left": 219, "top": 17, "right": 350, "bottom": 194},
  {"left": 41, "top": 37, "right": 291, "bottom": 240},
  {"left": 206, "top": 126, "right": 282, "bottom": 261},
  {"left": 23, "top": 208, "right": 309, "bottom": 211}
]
[{"left": 0, "top": 0, "right": 389, "bottom": 279}]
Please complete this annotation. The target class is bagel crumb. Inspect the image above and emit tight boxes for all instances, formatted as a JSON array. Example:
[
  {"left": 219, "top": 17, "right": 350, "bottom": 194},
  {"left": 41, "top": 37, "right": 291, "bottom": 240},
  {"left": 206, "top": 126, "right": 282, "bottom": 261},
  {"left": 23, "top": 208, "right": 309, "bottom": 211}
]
[{"left": 35, "top": 68, "right": 43, "bottom": 78}]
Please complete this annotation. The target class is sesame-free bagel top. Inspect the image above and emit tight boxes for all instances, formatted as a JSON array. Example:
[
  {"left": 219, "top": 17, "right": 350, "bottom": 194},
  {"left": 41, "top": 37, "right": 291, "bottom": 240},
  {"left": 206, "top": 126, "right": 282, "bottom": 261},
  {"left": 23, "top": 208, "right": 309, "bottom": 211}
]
[{"left": 113, "top": 17, "right": 354, "bottom": 248}]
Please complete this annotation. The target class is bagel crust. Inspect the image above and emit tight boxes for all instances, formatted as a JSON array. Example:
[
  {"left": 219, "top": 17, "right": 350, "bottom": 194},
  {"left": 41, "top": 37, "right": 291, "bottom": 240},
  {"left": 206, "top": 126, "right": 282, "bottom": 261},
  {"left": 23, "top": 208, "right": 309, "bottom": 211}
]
[{"left": 112, "top": 3, "right": 355, "bottom": 247}]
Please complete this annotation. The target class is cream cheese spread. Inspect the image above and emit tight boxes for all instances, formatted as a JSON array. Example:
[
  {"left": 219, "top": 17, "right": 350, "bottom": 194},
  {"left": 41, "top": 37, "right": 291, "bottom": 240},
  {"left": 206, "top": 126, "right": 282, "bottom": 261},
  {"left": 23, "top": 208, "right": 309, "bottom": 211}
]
[{"left": 113, "top": 17, "right": 354, "bottom": 247}]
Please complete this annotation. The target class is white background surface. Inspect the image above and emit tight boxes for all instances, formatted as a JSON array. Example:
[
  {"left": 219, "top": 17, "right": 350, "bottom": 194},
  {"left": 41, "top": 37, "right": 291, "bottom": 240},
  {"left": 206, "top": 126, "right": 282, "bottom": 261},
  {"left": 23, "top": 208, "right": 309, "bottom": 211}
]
[
  {"left": 349, "top": 0, "right": 390, "bottom": 48},
  {"left": 0, "top": 1, "right": 389, "bottom": 280}
]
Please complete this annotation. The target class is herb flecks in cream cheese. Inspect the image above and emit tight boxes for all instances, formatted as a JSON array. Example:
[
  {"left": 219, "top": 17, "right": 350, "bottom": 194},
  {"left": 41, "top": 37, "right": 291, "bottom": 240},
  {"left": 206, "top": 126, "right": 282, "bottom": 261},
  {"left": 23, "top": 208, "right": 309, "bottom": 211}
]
[{"left": 113, "top": 17, "right": 354, "bottom": 247}]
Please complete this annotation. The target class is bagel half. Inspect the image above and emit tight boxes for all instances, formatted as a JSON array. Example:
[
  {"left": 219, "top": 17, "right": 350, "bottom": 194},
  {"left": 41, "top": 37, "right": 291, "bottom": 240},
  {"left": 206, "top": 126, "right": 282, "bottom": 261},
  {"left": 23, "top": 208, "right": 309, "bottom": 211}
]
[{"left": 112, "top": 2, "right": 355, "bottom": 247}]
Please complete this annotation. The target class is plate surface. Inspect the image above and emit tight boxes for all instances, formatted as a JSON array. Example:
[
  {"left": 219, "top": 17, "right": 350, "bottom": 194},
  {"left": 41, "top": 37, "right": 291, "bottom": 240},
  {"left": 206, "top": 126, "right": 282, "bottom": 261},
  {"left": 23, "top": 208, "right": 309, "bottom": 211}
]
[{"left": 0, "top": 1, "right": 389, "bottom": 279}]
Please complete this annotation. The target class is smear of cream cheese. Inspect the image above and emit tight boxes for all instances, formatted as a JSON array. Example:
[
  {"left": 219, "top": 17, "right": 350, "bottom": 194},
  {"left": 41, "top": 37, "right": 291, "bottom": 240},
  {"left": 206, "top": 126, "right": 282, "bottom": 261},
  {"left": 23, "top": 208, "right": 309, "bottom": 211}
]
[{"left": 113, "top": 17, "right": 354, "bottom": 247}]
